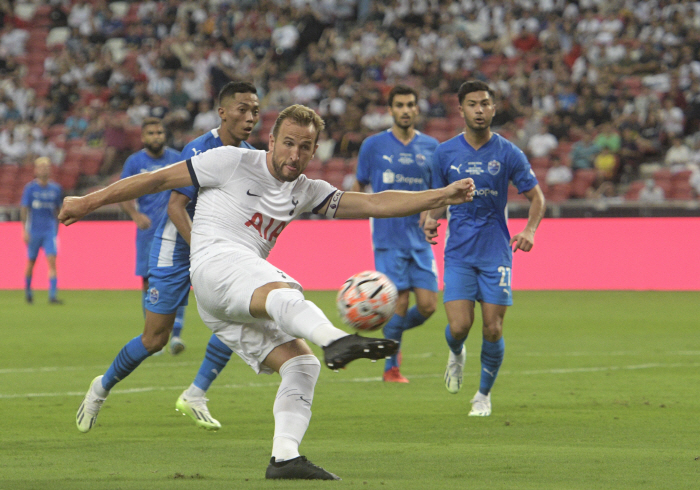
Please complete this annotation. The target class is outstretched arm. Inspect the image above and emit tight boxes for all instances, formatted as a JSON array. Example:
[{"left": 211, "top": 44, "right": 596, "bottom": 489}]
[
  {"left": 59, "top": 161, "right": 192, "bottom": 226},
  {"left": 329, "top": 178, "right": 475, "bottom": 219},
  {"left": 510, "top": 184, "right": 546, "bottom": 252}
]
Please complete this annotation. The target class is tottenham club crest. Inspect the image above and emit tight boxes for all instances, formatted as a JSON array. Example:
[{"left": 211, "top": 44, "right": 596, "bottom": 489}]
[
  {"left": 149, "top": 287, "right": 159, "bottom": 304},
  {"left": 488, "top": 160, "right": 501, "bottom": 175}
]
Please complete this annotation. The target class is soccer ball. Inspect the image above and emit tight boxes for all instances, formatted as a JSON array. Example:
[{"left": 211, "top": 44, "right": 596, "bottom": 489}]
[{"left": 336, "top": 270, "right": 398, "bottom": 331}]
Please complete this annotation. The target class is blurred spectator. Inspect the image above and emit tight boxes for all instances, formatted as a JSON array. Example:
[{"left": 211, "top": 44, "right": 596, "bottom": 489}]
[
  {"left": 99, "top": 113, "right": 129, "bottom": 175},
  {"left": 658, "top": 96, "right": 685, "bottom": 140},
  {"left": 593, "top": 147, "right": 619, "bottom": 183},
  {"left": 664, "top": 137, "right": 692, "bottom": 168},
  {"left": 527, "top": 125, "right": 558, "bottom": 158},
  {"left": 618, "top": 128, "right": 645, "bottom": 183},
  {"left": 360, "top": 102, "right": 392, "bottom": 132},
  {"left": 545, "top": 155, "right": 573, "bottom": 186},
  {"left": 0, "top": 25, "right": 29, "bottom": 56},
  {"left": 594, "top": 123, "right": 621, "bottom": 152},
  {"left": 181, "top": 68, "right": 208, "bottom": 103},
  {"left": 65, "top": 107, "right": 93, "bottom": 140},
  {"left": 638, "top": 179, "right": 666, "bottom": 203},
  {"left": 263, "top": 79, "right": 293, "bottom": 111},
  {"left": 0, "top": 129, "right": 28, "bottom": 164},
  {"left": 315, "top": 129, "right": 336, "bottom": 163},
  {"left": 192, "top": 100, "right": 219, "bottom": 132},
  {"left": 29, "top": 132, "right": 64, "bottom": 165}
]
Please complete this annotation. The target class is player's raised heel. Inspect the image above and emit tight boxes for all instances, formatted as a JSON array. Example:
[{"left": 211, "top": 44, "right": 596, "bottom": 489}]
[
  {"left": 444, "top": 347, "right": 466, "bottom": 394},
  {"left": 76, "top": 375, "right": 107, "bottom": 433},
  {"left": 469, "top": 391, "right": 492, "bottom": 416},
  {"left": 265, "top": 456, "right": 340, "bottom": 480},
  {"left": 175, "top": 393, "right": 221, "bottom": 430},
  {"left": 169, "top": 337, "right": 186, "bottom": 355},
  {"left": 323, "top": 334, "right": 399, "bottom": 370}
]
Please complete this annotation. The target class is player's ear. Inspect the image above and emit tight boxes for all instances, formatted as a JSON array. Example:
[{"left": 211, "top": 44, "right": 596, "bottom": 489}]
[
  {"left": 268, "top": 132, "right": 275, "bottom": 150},
  {"left": 218, "top": 106, "right": 225, "bottom": 120}
]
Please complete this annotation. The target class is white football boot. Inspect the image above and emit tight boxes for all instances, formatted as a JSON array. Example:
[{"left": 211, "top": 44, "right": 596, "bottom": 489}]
[
  {"left": 444, "top": 346, "right": 466, "bottom": 394},
  {"left": 175, "top": 392, "right": 221, "bottom": 430},
  {"left": 469, "top": 391, "right": 492, "bottom": 416},
  {"left": 76, "top": 376, "right": 107, "bottom": 432}
]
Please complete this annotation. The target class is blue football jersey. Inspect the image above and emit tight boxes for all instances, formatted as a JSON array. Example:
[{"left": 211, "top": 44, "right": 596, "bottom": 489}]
[
  {"left": 432, "top": 133, "right": 538, "bottom": 267},
  {"left": 356, "top": 129, "right": 438, "bottom": 249},
  {"left": 121, "top": 147, "right": 181, "bottom": 236},
  {"left": 20, "top": 180, "right": 63, "bottom": 236},
  {"left": 150, "top": 128, "right": 255, "bottom": 268}
]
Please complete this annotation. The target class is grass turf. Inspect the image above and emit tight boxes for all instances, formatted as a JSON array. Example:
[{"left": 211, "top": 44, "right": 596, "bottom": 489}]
[{"left": 0, "top": 290, "right": 698, "bottom": 489}]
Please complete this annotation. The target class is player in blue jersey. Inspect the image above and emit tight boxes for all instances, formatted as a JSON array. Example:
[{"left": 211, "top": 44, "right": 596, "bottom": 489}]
[
  {"left": 353, "top": 85, "right": 439, "bottom": 383},
  {"left": 74, "top": 81, "right": 260, "bottom": 433},
  {"left": 20, "top": 157, "right": 63, "bottom": 304},
  {"left": 119, "top": 117, "right": 181, "bottom": 312},
  {"left": 424, "top": 80, "right": 545, "bottom": 416}
]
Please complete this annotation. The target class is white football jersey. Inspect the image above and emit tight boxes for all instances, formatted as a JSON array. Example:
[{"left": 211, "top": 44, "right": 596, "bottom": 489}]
[{"left": 187, "top": 146, "right": 337, "bottom": 269}]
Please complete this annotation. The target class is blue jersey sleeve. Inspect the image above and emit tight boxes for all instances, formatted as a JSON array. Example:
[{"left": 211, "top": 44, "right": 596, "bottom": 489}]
[
  {"left": 355, "top": 140, "right": 371, "bottom": 186},
  {"left": 508, "top": 147, "right": 538, "bottom": 193},
  {"left": 173, "top": 186, "right": 196, "bottom": 200},
  {"left": 20, "top": 184, "right": 31, "bottom": 207},
  {"left": 431, "top": 147, "right": 448, "bottom": 189},
  {"left": 120, "top": 155, "right": 136, "bottom": 179}
]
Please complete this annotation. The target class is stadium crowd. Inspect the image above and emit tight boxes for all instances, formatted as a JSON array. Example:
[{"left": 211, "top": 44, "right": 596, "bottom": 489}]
[{"left": 2, "top": 0, "right": 700, "bottom": 205}]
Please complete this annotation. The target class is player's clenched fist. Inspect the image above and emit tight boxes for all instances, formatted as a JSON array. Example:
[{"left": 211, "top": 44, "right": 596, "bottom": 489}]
[
  {"left": 58, "top": 196, "right": 93, "bottom": 226},
  {"left": 444, "top": 178, "right": 475, "bottom": 204}
]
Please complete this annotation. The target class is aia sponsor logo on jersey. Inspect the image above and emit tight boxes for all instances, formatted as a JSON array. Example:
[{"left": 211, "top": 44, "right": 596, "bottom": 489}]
[{"left": 245, "top": 213, "right": 288, "bottom": 242}]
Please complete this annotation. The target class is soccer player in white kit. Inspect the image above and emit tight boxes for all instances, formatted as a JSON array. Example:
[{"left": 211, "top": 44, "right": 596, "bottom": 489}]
[{"left": 59, "top": 105, "right": 475, "bottom": 480}]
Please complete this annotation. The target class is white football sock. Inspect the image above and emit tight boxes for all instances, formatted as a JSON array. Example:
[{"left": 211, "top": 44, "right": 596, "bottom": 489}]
[
  {"left": 271, "top": 354, "right": 321, "bottom": 462},
  {"left": 265, "top": 288, "right": 347, "bottom": 347},
  {"left": 184, "top": 383, "right": 206, "bottom": 398}
]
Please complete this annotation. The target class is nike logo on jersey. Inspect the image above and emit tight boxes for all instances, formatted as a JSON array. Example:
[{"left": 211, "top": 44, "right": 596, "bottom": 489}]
[
  {"left": 450, "top": 164, "right": 463, "bottom": 173},
  {"left": 382, "top": 155, "right": 393, "bottom": 164},
  {"left": 247, "top": 190, "right": 261, "bottom": 197}
]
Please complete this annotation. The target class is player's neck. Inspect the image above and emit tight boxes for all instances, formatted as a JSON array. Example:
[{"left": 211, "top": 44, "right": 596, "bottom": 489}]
[
  {"left": 219, "top": 129, "right": 241, "bottom": 148},
  {"left": 145, "top": 148, "right": 164, "bottom": 159},
  {"left": 37, "top": 177, "right": 49, "bottom": 186},
  {"left": 463, "top": 128, "right": 493, "bottom": 150},
  {"left": 390, "top": 126, "right": 415, "bottom": 145}
]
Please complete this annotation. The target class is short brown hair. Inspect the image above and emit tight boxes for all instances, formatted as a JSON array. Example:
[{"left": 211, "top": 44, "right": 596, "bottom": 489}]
[
  {"left": 141, "top": 117, "right": 163, "bottom": 131},
  {"left": 272, "top": 104, "right": 325, "bottom": 144}
]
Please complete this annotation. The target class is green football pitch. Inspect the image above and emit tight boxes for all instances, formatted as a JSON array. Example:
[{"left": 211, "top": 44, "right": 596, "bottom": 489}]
[{"left": 1, "top": 290, "right": 698, "bottom": 490}]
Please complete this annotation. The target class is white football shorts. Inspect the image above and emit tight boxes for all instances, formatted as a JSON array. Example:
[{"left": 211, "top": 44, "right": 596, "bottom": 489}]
[{"left": 191, "top": 248, "right": 303, "bottom": 374}]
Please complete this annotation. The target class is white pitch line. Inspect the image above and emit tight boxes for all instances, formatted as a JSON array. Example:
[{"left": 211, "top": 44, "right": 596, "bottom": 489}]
[{"left": 1, "top": 362, "right": 698, "bottom": 400}]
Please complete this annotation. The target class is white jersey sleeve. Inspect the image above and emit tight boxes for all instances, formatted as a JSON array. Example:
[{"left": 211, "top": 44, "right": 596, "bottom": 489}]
[{"left": 187, "top": 146, "right": 246, "bottom": 188}]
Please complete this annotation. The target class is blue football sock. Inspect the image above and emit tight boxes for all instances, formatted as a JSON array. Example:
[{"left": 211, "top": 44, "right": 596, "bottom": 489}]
[
  {"left": 48, "top": 277, "right": 57, "bottom": 300},
  {"left": 172, "top": 306, "right": 186, "bottom": 338},
  {"left": 25, "top": 276, "right": 32, "bottom": 295},
  {"left": 102, "top": 335, "right": 151, "bottom": 391},
  {"left": 382, "top": 313, "right": 406, "bottom": 371},
  {"left": 193, "top": 334, "right": 233, "bottom": 392},
  {"left": 479, "top": 337, "right": 505, "bottom": 396},
  {"left": 403, "top": 306, "right": 428, "bottom": 331},
  {"left": 445, "top": 324, "right": 466, "bottom": 355}
]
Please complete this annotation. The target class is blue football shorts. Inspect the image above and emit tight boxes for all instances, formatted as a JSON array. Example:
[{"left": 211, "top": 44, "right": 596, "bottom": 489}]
[
  {"left": 374, "top": 247, "right": 438, "bottom": 292},
  {"left": 27, "top": 233, "right": 57, "bottom": 260},
  {"left": 443, "top": 262, "right": 513, "bottom": 306},
  {"left": 135, "top": 231, "right": 155, "bottom": 278},
  {"left": 145, "top": 261, "right": 191, "bottom": 315}
]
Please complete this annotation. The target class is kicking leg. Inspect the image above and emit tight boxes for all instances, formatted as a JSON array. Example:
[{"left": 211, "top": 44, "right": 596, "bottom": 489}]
[{"left": 256, "top": 284, "right": 399, "bottom": 370}]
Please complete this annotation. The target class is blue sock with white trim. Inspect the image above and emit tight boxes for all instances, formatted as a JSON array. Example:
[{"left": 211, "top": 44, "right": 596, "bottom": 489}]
[
  {"left": 193, "top": 335, "right": 233, "bottom": 392},
  {"left": 102, "top": 335, "right": 151, "bottom": 391},
  {"left": 479, "top": 337, "right": 505, "bottom": 396},
  {"left": 49, "top": 277, "right": 57, "bottom": 300}
]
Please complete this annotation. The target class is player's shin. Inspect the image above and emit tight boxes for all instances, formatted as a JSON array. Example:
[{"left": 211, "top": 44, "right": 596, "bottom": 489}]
[
  {"left": 188, "top": 334, "right": 232, "bottom": 396},
  {"left": 102, "top": 335, "right": 151, "bottom": 391},
  {"left": 265, "top": 288, "right": 346, "bottom": 347},
  {"left": 479, "top": 337, "right": 505, "bottom": 395},
  {"left": 382, "top": 314, "right": 405, "bottom": 370},
  {"left": 271, "top": 355, "right": 321, "bottom": 462}
]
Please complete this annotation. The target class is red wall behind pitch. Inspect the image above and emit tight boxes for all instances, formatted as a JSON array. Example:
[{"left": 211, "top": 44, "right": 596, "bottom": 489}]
[{"left": 0, "top": 218, "right": 697, "bottom": 290}]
